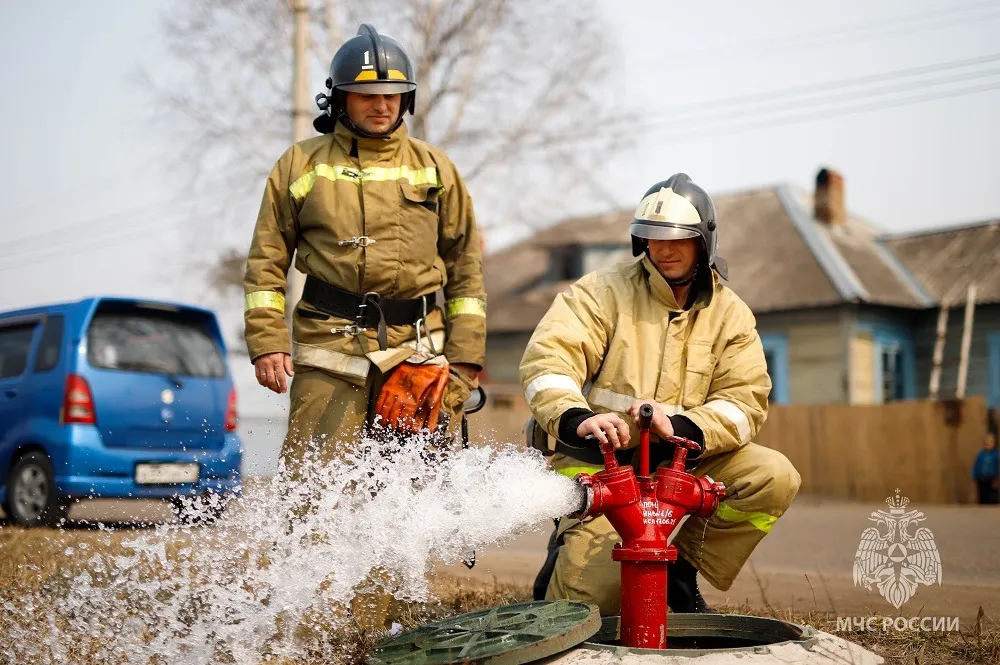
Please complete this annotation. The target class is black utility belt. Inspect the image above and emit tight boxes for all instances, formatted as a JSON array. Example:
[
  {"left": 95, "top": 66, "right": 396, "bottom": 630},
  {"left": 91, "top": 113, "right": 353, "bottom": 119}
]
[{"left": 301, "top": 275, "right": 430, "bottom": 327}]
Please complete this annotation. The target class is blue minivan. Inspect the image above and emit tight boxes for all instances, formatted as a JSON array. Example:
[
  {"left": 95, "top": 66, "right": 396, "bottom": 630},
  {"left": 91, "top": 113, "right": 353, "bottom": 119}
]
[{"left": 0, "top": 297, "right": 242, "bottom": 527}]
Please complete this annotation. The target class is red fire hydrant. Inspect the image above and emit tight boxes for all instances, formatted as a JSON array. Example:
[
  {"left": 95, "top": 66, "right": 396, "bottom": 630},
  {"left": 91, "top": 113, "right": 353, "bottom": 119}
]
[{"left": 574, "top": 404, "right": 726, "bottom": 649}]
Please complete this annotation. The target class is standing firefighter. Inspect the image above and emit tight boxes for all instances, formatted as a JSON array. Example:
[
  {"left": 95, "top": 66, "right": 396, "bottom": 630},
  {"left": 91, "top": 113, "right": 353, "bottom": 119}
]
[
  {"left": 244, "top": 23, "right": 485, "bottom": 632},
  {"left": 521, "top": 174, "right": 800, "bottom": 614},
  {"left": 244, "top": 23, "right": 485, "bottom": 467}
]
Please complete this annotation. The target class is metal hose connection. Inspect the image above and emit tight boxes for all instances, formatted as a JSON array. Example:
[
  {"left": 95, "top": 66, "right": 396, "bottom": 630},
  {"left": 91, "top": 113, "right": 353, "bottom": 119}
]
[{"left": 568, "top": 474, "right": 595, "bottom": 519}]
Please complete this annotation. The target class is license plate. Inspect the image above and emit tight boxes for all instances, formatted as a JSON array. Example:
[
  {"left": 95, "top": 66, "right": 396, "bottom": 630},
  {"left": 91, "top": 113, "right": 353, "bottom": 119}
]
[{"left": 135, "top": 463, "right": 199, "bottom": 485}]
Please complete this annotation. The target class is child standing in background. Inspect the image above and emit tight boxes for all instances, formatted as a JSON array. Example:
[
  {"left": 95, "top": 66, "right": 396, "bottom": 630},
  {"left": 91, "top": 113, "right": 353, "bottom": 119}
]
[{"left": 972, "top": 417, "right": 999, "bottom": 505}]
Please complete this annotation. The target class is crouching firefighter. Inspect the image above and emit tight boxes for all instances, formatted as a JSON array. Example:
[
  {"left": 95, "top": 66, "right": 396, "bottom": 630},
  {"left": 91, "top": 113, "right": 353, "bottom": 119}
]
[{"left": 521, "top": 174, "right": 800, "bottom": 614}]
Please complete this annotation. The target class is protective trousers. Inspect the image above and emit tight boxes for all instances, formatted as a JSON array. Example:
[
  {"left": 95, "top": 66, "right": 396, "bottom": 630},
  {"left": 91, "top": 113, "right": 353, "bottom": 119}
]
[
  {"left": 278, "top": 363, "right": 474, "bottom": 630},
  {"left": 545, "top": 442, "right": 801, "bottom": 616}
]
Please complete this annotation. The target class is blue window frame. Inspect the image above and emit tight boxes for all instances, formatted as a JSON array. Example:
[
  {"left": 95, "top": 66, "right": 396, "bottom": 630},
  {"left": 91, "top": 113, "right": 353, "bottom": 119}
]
[
  {"left": 989, "top": 332, "right": 1000, "bottom": 408},
  {"left": 760, "top": 333, "right": 790, "bottom": 404},
  {"left": 858, "top": 323, "right": 916, "bottom": 403}
]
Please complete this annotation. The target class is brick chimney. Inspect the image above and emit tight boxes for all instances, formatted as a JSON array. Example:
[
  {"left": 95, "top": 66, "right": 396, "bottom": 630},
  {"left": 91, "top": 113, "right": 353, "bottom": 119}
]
[{"left": 814, "top": 168, "right": 845, "bottom": 226}]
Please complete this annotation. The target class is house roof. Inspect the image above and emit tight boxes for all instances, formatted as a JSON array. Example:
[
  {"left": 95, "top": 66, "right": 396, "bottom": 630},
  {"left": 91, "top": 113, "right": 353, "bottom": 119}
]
[
  {"left": 484, "top": 181, "right": 993, "bottom": 333},
  {"left": 883, "top": 219, "right": 1000, "bottom": 305}
]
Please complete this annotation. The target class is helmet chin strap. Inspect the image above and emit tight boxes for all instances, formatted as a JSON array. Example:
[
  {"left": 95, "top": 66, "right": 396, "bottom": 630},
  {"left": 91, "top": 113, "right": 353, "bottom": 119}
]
[{"left": 666, "top": 263, "right": 698, "bottom": 287}]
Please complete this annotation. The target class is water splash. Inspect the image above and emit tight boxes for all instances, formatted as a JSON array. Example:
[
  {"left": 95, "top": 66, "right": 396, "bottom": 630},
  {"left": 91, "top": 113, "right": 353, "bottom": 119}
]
[{"left": 1, "top": 433, "right": 584, "bottom": 664}]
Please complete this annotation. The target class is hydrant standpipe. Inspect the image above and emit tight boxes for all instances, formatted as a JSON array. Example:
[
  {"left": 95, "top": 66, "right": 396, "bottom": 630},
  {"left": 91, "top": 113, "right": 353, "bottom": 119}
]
[{"left": 573, "top": 404, "right": 726, "bottom": 649}]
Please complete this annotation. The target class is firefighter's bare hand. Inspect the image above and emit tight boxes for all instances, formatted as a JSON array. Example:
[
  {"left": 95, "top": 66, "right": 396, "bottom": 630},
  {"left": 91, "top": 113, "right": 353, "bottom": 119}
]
[
  {"left": 254, "top": 352, "right": 294, "bottom": 394},
  {"left": 452, "top": 363, "right": 480, "bottom": 388},
  {"left": 577, "top": 413, "right": 631, "bottom": 449},
  {"left": 626, "top": 400, "right": 674, "bottom": 440}
]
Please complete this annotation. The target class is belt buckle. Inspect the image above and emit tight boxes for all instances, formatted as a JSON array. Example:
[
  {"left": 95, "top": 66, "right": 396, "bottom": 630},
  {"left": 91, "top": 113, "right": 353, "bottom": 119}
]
[
  {"left": 331, "top": 323, "right": 367, "bottom": 337},
  {"left": 357, "top": 291, "right": 381, "bottom": 326}
]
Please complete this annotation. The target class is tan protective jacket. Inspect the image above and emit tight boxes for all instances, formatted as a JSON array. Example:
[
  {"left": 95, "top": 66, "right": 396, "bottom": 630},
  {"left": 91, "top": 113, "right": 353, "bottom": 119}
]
[
  {"left": 243, "top": 122, "right": 486, "bottom": 383},
  {"left": 520, "top": 256, "right": 770, "bottom": 458}
]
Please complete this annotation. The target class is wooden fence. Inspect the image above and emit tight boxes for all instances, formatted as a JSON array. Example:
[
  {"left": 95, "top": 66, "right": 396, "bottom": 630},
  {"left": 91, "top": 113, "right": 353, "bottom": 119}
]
[
  {"left": 468, "top": 389, "right": 991, "bottom": 504},
  {"left": 756, "top": 397, "right": 989, "bottom": 504}
]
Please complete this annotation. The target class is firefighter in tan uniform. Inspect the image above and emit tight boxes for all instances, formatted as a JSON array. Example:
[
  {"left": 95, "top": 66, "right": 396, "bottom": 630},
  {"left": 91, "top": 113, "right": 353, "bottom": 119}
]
[
  {"left": 244, "top": 25, "right": 486, "bottom": 480},
  {"left": 521, "top": 174, "right": 800, "bottom": 615}
]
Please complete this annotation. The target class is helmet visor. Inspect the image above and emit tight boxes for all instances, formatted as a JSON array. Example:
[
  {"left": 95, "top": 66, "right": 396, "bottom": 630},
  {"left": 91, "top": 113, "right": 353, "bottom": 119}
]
[
  {"left": 336, "top": 81, "right": 416, "bottom": 94},
  {"left": 629, "top": 222, "right": 701, "bottom": 241}
]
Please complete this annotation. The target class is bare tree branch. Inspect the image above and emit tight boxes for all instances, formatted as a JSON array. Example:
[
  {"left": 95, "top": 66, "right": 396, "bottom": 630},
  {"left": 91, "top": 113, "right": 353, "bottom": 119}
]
[{"left": 140, "top": 0, "right": 627, "bottom": 300}]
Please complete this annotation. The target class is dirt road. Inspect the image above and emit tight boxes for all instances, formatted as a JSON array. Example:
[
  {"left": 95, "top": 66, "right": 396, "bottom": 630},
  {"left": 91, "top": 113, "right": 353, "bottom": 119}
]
[{"left": 439, "top": 495, "right": 1000, "bottom": 625}]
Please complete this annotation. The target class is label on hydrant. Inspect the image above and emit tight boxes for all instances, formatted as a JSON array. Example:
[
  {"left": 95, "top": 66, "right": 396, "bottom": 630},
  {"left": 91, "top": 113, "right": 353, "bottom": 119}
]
[{"left": 640, "top": 500, "right": 678, "bottom": 526}]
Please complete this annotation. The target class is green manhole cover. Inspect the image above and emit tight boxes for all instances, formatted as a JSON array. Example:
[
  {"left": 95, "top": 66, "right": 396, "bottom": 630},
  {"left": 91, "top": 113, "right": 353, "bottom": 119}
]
[{"left": 366, "top": 600, "right": 600, "bottom": 665}]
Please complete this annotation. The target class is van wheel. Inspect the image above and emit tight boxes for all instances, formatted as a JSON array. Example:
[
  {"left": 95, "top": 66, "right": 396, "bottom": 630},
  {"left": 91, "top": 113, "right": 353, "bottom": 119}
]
[
  {"left": 171, "top": 492, "right": 228, "bottom": 526},
  {"left": 8, "top": 452, "right": 69, "bottom": 528}
]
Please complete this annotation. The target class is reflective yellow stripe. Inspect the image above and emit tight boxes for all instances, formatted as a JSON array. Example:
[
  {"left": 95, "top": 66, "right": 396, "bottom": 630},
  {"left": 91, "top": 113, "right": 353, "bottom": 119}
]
[
  {"left": 354, "top": 69, "right": 409, "bottom": 82},
  {"left": 292, "top": 343, "right": 370, "bottom": 380},
  {"left": 289, "top": 164, "right": 440, "bottom": 201},
  {"left": 445, "top": 297, "right": 486, "bottom": 319},
  {"left": 364, "top": 165, "right": 439, "bottom": 186},
  {"left": 244, "top": 291, "right": 285, "bottom": 312},
  {"left": 555, "top": 465, "right": 603, "bottom": 479},
  {"left": 289, "top": 170, "right": 318, "bottom": 200},
  {"left": 703, "top": 400, "right": 752, "bottom": 443},
  {"left": 715, "top": 502, "right": 778, "bottom": 533},
  {"left": 525, "top": 374, "right": 582, "bottom": 403}
]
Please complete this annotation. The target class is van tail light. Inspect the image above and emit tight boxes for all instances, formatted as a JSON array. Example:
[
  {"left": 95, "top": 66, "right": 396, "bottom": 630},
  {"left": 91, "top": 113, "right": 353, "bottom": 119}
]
[
  {"left": 63, "top": 374, "right": 97, "bottom": 425},
  {"left": 225, "top": 387, "right": 238, "bottom": 432}
]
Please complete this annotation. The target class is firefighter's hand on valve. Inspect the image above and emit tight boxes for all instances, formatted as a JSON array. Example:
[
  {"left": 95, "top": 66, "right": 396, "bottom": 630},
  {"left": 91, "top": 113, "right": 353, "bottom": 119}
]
[
  {"left": 577, "top": 413, "right": 631, "bottom": 449},
  {"left": 625, "top": 400, "right": 674, "bottom": 439},
  {"left": 254, "top": 352, "right": 294, "bottom": 394}
]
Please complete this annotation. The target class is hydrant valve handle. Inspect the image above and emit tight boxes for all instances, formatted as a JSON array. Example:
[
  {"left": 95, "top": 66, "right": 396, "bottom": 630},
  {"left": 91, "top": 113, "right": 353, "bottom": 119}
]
[{"left": 662, "top": 435, "right": 702, "bottom": 451}]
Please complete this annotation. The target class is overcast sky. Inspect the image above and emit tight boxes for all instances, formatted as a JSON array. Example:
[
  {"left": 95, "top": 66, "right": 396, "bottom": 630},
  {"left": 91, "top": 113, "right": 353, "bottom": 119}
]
[{"left": 1, "top": 0, "right": 998, "bottom": 320}]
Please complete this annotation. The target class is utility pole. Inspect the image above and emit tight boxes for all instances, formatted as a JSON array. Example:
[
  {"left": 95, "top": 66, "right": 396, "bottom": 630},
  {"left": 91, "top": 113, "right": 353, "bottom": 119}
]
[
  {"left": 285, "top": 0, "right": 311, "bottom": 323},
  {"left": 928, "top": 302, "right": 949, "bottom": 400},
  {"left": 956, "top": 282, "right": 977, "bottom": 399}
]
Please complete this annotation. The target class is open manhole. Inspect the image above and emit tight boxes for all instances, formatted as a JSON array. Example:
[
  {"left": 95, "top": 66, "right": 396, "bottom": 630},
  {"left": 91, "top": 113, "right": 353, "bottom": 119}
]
[
  {"left": 366, "top": 600, "right": 600, "bottom": 665},
  {"left": 582, "top": 613, "right": 819, "bottom": 656}
]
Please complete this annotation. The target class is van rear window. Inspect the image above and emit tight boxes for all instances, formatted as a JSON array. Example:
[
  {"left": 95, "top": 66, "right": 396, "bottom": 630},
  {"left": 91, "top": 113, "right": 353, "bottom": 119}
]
[
  {"left": 87, "top": 311, "right": 226, "bottom": 378},
  {"left": 0, "top": 324, "right": 37, "bottom": 379}
]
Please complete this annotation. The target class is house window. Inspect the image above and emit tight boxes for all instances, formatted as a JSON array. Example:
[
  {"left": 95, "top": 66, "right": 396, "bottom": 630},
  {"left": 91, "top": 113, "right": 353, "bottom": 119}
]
[
  {"left": 581, "top": 245, "right": 631, "bottom": 276},
  {"left": 860, "top": 323, "right": 915, "bottom": 403},
  {"left": 759, "top": 333, "right": 789, "bottom": 404},
  {"left": 547, "top": 246, "right": 581, "bottom": 282},
  {"left": 879, "top": 341, "right": 905, "bottom": 402}
]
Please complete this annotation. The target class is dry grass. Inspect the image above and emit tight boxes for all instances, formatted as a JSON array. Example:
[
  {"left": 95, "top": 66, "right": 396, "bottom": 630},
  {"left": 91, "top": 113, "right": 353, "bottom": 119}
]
[{"left": 2, "top": 523, "right": 998, "bottom": 665}]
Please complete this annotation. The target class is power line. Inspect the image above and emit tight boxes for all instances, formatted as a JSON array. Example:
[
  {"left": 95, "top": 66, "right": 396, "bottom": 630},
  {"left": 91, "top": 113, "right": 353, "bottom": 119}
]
[
  {"left": 4, "top": 169, "right": 260, "bottom": 252},
  {"left": 3, "top": 182, "right": 258, "bottom": 259},
  {"left": 0, "top": 183, "right": 259, "bottom": 272},
  {"left": 535, "top": 53, "right": 1000, "bottom": 146},
  {"left": 641, "top": 80, "right": 1000, "bottom": 144},
  {"left": 648, "top": 65, "right": 1000, "bottom": 128},
  {"left": 673, "top": 1, "right": 1000, "bottom": 63},
  {"left": 633, "top": 53, "right": 1000, "bottom": 120}
]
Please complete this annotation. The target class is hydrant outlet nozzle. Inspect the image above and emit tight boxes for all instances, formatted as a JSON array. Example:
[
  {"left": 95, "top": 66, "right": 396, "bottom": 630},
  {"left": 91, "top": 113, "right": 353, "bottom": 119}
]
[{"left": 571, "top": 473, "right": 596, "bottom": 518}]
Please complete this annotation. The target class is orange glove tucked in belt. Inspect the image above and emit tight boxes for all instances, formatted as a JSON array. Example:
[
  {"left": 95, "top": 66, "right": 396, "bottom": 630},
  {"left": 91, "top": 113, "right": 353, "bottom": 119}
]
[{"left": 374, "top": 360, "right": 451, "bottom": 433}]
